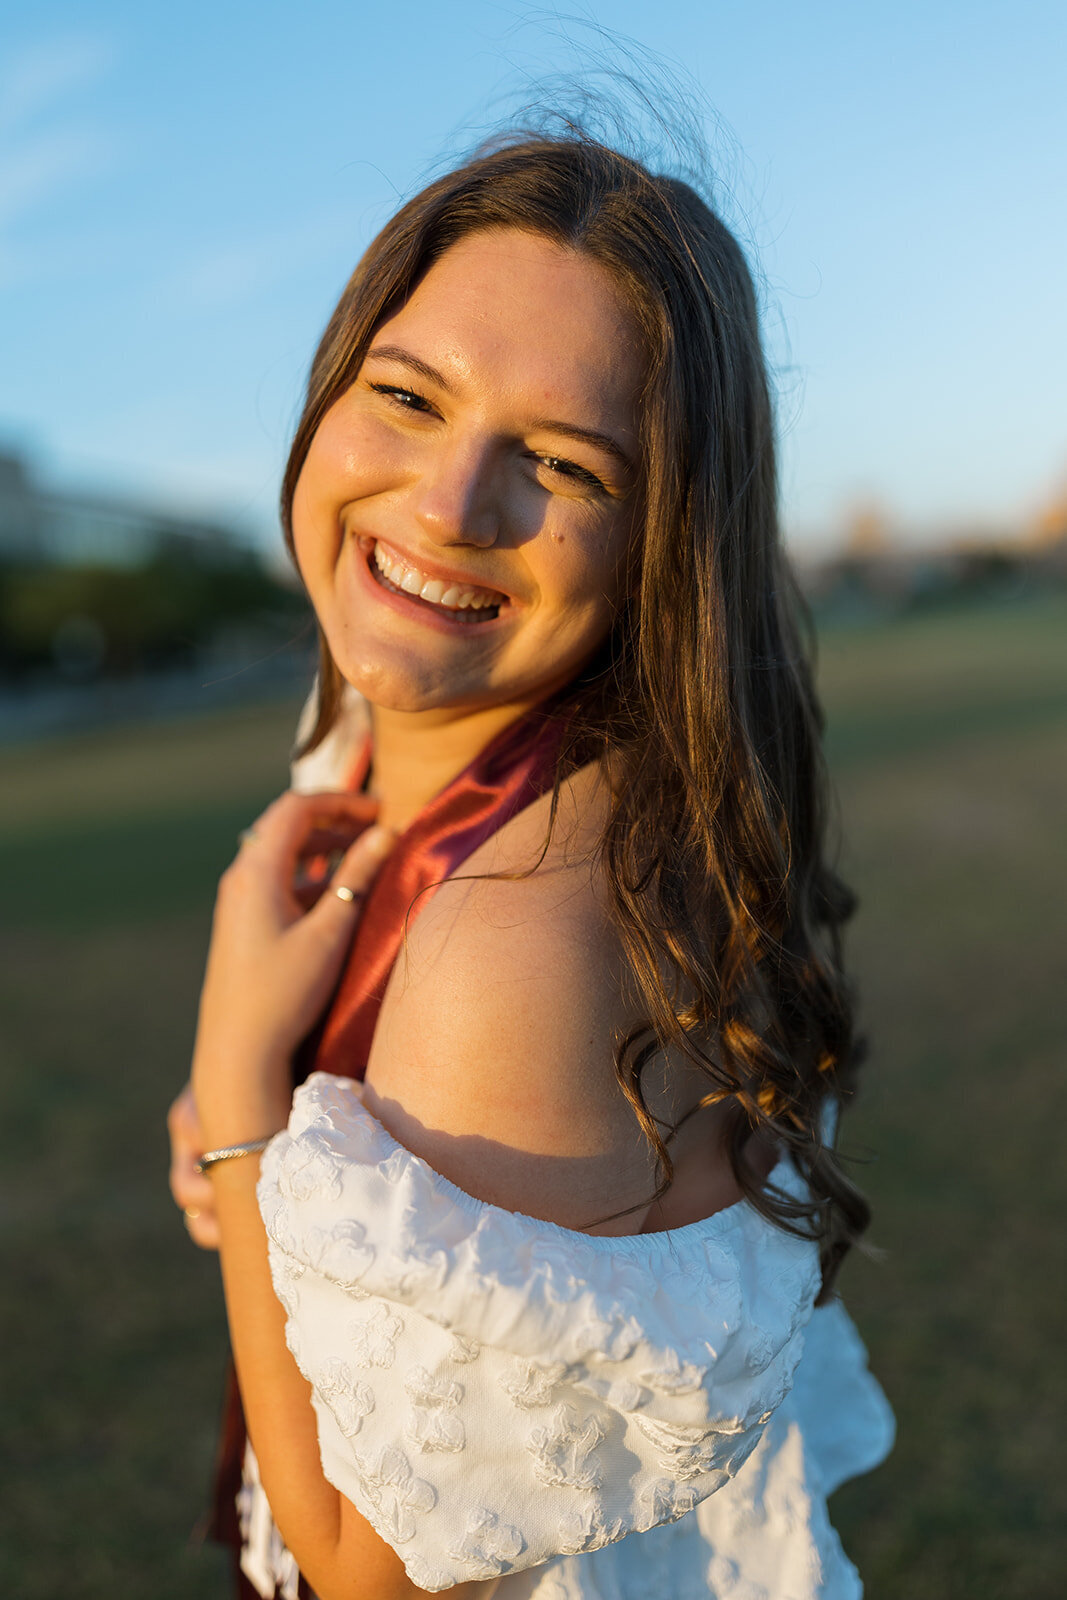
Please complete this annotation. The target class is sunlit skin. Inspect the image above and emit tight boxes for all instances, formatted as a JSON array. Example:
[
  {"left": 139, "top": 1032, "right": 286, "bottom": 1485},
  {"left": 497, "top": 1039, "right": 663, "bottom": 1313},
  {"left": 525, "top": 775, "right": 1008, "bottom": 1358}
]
[
  {"left": 174, "top": 230, "right": 757, "bottom": 1600},
  {"left": 290, "top": 229, "right": 645, "bottom": 823}
]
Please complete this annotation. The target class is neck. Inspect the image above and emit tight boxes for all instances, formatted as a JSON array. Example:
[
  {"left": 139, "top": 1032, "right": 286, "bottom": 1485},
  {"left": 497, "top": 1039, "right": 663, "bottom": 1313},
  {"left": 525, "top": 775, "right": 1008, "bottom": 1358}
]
[{"left": 368, "top": 697, "right": 546, "bottom": 833}]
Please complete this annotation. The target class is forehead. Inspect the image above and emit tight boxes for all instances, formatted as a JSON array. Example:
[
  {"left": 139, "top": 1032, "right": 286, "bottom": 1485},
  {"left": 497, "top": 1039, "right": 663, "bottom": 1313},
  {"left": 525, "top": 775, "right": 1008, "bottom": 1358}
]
[{"left": 372, "top": 229, "right": 645, "bottom": 431}]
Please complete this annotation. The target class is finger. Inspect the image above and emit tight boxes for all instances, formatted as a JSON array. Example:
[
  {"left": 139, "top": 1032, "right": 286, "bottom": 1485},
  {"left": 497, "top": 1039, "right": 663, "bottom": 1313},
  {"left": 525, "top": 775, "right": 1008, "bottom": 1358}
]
[
  {"left": 183, "top": 1208, "right": 221, "bottom": 1251},
  {"left": 293, "top": 824, "right": 373, "bottom": 894},
  {"left": 246, "top": 791, "right": 379, "bottom": 860},
  {"left": 293, "top": 855, "right": 352, "bottom": 913},
  {"left": 233, "top": 793, "right": 382, "bottom": 911},
  {"left": 307, "top": 823, "right": 396, "bottom": 934},
  {"left": 332, "top": 822, "right": 396, "bottom": 895},
  {"left": 167, "top": 1083, "right": 204, "bottom": 1156},
  {"left": 167, "top": 1093, "right": 219, "bottom": 1251},
  {"left": 171, "top": 1150, "right": 220, "bottom": 1249},
  {"left": 170, "top": 1161, "right": 216, "bottom": 1216},
  {"left": 297, "top": 789, "right": 380, "bottom": 817},
  {"left": 298, "top": 823, "right": 373, "bottom": 858}
]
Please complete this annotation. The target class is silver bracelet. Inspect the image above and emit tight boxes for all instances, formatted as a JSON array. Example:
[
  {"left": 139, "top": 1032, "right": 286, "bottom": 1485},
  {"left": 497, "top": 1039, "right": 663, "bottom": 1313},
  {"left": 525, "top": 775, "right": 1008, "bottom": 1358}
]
[{"left": 194, "top": 1136, "right": 275, "bottom": 1174}]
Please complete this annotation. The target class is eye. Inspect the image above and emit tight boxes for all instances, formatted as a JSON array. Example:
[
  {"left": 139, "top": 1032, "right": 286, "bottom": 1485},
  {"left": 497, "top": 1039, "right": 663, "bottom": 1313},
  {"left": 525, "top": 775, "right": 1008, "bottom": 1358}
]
[
  {"left": 368, "top": 382, "right": 436, "bottom": 416},
  {"left": 535, "top": 455, "right": 608, "bottom": 495}
]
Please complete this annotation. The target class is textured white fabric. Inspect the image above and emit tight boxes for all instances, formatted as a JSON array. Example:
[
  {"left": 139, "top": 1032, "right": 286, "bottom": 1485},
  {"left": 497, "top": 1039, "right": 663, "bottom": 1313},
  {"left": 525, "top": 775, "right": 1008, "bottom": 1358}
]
[{"left": 258, "top": 1073, "right": 893, "bottom": 1597}]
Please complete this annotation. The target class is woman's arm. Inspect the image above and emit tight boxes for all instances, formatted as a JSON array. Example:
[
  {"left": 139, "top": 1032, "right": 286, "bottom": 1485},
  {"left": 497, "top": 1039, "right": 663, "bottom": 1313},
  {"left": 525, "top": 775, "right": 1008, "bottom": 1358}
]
[
  {"left": 168, "top": 1082, "right": 220, "bottom": 1249},
  {"left": 188, "top": 790, "right": 490, "bottom": 1599},
  {"left": 208, "top": 1153, "right": 493, "bottom": 1600}
]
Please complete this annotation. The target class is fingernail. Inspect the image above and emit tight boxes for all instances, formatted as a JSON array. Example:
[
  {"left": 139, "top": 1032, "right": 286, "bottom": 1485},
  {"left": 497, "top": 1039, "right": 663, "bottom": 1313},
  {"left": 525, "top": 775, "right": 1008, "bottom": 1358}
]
[{"left": 362, "top": 823, "right": 396, "bottom": 858}]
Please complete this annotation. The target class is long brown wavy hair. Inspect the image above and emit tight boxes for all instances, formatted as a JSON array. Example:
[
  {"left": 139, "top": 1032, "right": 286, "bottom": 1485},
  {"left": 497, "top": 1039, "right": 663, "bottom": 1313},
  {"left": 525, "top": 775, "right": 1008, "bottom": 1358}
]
[{"left": 281, "top": 136, "right": 869, "bottom": 1298}]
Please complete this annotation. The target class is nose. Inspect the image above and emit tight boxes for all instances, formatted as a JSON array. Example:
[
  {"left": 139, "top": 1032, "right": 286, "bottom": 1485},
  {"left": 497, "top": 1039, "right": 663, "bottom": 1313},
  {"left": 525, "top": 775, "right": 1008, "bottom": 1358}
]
[{"left": 412, "top": 435, "right": 503, "bottom": 549}]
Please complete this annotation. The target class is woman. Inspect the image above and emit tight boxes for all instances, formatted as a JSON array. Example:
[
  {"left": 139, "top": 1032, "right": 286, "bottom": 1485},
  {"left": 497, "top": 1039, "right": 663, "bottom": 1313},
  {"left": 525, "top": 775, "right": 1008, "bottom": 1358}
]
[{"left": 169, "top": 136, "right": 893, "bottom": 1598}]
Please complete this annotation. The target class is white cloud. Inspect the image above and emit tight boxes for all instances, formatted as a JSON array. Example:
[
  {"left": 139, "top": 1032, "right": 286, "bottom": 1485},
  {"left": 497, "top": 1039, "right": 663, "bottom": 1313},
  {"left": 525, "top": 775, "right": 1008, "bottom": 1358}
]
[
  {"left": 0, "top": 33, "right": 118, "bottom": 236},
  {"left": 0, "top": 34, "right": 116, "bottom": 132},
  {"left": 0, "top": 127, "right": 114, "bottom": 227}
]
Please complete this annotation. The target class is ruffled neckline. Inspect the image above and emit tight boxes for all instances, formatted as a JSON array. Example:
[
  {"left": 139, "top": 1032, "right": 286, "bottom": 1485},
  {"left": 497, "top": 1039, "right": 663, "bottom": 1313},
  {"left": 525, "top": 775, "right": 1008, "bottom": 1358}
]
[
  {"left": 299, "top": 1071, "right": 804, "bottom": 1253},
  {"left": 261, "top": 1071, "right": 825, "bottom": 1432}
]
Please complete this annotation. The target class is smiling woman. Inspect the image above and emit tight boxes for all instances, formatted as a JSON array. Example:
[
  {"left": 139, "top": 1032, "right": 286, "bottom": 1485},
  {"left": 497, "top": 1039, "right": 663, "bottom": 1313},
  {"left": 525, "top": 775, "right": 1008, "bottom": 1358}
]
[
  {"left": 168, "top": 135, "right": 893, "bottom": 1600},
  {"left": 290, "top": 231, "right": 642, "bottom": 731}
]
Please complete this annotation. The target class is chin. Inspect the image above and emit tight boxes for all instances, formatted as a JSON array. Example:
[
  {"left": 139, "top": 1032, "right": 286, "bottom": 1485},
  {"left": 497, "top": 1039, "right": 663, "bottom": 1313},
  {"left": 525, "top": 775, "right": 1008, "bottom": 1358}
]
[
  {"left": 323, "top": 621, "right": 596, "bottom": 720},
  {"left": 329, "top": 646, "right": 478, "bottom": 715},
  {"left": 335, "top": 658, "right": 439, "bottom": 713}
]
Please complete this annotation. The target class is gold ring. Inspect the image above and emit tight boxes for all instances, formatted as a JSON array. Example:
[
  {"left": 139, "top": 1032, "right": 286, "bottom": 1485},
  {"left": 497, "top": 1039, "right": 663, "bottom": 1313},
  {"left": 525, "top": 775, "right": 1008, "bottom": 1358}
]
[
  {"left": 184, "top": 1207, "right": 201, "bottom": 1221},
  {"left": 335, "top": 885, "right": 364, "bottom": 904},
  {"left": 238, "top": 827, "right": 261, "bottom": 847}
]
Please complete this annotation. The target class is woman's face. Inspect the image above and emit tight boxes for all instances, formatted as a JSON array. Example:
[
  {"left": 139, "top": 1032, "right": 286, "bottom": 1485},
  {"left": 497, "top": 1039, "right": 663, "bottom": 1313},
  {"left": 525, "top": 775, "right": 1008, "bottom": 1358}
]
[{"left": 291, "top": 228, "right": 645, "bottom": 718}]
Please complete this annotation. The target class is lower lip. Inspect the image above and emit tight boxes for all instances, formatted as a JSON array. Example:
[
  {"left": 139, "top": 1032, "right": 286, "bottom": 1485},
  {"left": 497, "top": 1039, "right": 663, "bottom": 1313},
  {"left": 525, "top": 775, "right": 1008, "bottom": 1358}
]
[{"left": 352, "top": 539, "right": 513, "bottom": 636}]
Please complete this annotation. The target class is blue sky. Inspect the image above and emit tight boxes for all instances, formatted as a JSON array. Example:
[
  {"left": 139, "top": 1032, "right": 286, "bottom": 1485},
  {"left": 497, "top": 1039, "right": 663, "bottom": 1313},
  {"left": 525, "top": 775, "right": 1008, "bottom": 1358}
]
[{"left": 2, "top": 0, "right": 1064, "bottom": 551}]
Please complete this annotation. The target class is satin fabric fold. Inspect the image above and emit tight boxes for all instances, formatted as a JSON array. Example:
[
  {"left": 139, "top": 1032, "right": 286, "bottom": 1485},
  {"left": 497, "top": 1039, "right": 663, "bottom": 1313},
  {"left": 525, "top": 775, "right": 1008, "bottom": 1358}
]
[{"left": 311, "top": 694, "right": 576, "bottom": 1081}]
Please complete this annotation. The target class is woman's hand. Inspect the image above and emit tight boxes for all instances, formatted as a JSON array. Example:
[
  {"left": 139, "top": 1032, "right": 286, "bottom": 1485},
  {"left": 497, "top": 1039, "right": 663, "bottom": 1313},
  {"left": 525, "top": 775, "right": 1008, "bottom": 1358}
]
[
  {"left": 189, "top": 790, "right": 394, "bottom": 1152},
  {"left": 168, "top": 1081, "right": 220, "bottom": 1249}
]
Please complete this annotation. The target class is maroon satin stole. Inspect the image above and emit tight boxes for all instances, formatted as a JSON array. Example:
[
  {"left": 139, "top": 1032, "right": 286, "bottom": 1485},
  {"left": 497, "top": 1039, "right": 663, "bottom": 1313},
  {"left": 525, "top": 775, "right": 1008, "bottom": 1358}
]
[
  {"left": 213, "top": 695, "right": 576, "bottom": 1596},
  {"left": 309, "top": 695, "right": 575, "bottom": 1080}
]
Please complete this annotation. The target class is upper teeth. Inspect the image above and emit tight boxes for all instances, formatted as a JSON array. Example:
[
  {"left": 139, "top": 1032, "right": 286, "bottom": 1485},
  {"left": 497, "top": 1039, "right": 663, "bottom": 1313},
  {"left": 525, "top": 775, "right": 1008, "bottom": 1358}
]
[{"left": 372, "top": 541, "right": 504, "bottom": 610}]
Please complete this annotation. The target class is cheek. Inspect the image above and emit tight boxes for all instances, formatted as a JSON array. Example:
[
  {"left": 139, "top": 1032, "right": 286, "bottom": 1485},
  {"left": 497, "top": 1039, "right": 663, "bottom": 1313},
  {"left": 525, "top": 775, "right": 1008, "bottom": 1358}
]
[
  {"left": 291, "top": 412, "right": 406, "bottom": 573},
  {"left": 290, "top": 419, "right": 349, "bottom": 573},
  {"left": 535, "top": 529, "right": 634, "bottom": 649},
  {"left": 290, "top": 472, "right": 335, "bottom": 596},
  {"left": 554, "top": 511, "right": 638, "bottom": 617}
]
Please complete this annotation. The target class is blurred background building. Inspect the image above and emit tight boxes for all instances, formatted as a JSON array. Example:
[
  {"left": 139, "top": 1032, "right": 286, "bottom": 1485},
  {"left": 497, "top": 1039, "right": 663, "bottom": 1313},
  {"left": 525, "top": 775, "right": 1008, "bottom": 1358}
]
[{"left": 0, "top": 445, "right": 311, "bottom": 739}]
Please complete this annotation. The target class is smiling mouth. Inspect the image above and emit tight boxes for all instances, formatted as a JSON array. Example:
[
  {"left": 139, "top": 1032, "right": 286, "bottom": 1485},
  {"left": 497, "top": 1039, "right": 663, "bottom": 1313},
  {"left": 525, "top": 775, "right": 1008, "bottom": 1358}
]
[{"left": 367, "top": 539, "right": 506, "bottom": 623}]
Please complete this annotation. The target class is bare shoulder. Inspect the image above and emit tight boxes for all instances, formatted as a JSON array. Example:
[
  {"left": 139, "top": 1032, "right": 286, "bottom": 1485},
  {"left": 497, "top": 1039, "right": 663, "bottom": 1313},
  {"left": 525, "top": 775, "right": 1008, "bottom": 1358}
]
[{"left": 363, "top": 763, "right": 662, "bottom": 1230}]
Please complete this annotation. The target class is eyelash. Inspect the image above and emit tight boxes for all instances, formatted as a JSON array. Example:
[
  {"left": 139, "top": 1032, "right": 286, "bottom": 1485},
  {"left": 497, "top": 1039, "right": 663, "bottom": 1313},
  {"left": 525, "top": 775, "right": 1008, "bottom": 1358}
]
[
  {"left": 536, "top": 456, "right": 607, "bottom": 494},
  {"left": 369, "top": 382, "right": 434, "bottom": 414},
  {"left": 368, "top": 382, "right": 609, "bottom": 496}
]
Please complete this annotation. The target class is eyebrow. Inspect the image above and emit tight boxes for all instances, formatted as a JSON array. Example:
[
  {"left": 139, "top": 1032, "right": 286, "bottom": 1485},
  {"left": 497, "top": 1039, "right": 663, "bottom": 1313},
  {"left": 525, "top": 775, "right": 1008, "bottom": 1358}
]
[
  {"left": 366, "top": 345, "right": 450, "bottom": 392},
  {"left": 365, "top": 343, "right": 635, "bottom": 474},
  {"left": 530, "top": 418, "right": 634, "bottom": 474}
]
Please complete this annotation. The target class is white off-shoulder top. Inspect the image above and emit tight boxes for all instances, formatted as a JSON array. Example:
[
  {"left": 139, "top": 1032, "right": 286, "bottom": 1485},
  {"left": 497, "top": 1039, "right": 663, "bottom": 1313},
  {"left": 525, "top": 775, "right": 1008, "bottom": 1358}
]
[{"left": 256, "top": 1073, "right": 893, "bottom": 1599}]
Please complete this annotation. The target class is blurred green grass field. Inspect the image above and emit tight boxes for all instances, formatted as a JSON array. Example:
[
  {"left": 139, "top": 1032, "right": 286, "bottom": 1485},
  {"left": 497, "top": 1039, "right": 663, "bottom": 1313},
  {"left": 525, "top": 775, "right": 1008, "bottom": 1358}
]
[{"left": 1, "top": 596, "right": 1065, "bottom": 1599}]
